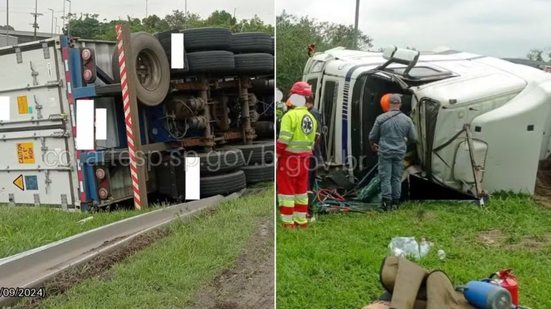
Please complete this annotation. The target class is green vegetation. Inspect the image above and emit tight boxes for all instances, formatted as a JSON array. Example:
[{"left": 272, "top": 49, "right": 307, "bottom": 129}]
[
  {"left": 35, "top": 187, "right": 273, "bottom": 308},
  {"left": 276, "top": 11, "right": 373, "bottom": 92},
  {"left": 0, "top": 206, "right": 142, "bottom": 258},
  {"left": 277, "top": 195, "right": 551, "bottom": 309},
  {"left": 68, "top": 10, "right": 273, "bottom": 41}
]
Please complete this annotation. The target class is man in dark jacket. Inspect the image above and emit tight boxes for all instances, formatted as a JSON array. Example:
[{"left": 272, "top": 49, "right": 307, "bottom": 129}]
[{"left": 369, "top": 94, "right": 417, "bottom": 211}]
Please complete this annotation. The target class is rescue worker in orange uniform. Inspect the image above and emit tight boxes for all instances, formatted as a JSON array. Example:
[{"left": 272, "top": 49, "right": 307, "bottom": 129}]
[{"left": 277, "top": 81, "right": 318, "bottom": 228}]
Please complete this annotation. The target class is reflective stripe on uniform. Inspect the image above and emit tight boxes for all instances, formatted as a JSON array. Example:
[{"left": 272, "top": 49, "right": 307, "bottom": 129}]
[
  {"left": 278, "top": 194, "right": 295, "bottom": 207},
  {"left": 286, "top": 148, "right": 313, "bottom": 153},
  {"left": 293, "top": 212, "right": 308, "bottom": 225},
  {"left": 294, "top": 204, "right": 308, "bottom": 225},
  {"left": 289, "top": 140, "right": 312, "bottom": 146},
  {"left": 287, "top": 140, "right": 314, "bottom": 152},
  {"left": 278, "top": 130, "right": 293, "bottom": 144},
  {"left": 280, "top": 214, "right": 294, "bottom": 224},
  {"left": 295, "top": 193, "right": 308, "bottom": 205},
  {"left": 279, "top": 130, "right": 293, "bottom": 138}
]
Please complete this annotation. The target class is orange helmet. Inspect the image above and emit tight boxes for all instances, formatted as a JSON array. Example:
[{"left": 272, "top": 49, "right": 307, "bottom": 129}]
[{"left": 380, "top": 93, "right": 391, "bottom": 112}]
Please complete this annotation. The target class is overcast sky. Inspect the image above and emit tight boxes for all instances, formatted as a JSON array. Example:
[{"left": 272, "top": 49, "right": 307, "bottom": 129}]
[
  {"left": 277, "top": 0, "right": 551, "bottom": 58},
  {"left": 1, "top": 0, "right": 274, "bottom": 34}
]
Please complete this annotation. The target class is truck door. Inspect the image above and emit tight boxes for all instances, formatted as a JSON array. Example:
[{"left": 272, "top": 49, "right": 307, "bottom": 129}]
[{"left": 318, "top": 77, "right": 341, "bottom": 163}]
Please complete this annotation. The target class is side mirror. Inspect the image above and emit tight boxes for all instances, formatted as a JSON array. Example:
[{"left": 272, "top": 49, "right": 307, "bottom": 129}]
[
  {"left": 383, "top": 46, "right": 397, "bottom": 60},
  {"left": 393, "top": 48, "right": 420, "bottom": 64}
]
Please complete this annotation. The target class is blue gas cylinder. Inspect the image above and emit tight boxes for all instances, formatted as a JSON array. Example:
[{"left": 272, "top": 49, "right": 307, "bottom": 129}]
[{"left": 464, "top": 281, "right": 512, "bottom": 309}]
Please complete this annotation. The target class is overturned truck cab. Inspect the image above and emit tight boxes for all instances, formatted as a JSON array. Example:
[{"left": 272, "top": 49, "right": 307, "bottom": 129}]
[{"left": 304, "top": 45, "right": 551, "bottom": 198}]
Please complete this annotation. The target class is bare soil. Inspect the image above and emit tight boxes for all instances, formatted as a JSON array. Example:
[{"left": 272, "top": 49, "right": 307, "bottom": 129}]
[
  {"left": 14, "top": 205, "right": 274, "bottom": 309},
  {"left": 510, "top": 234, "right": 551, "bottom": 251},
  {"left": 477, "top": 229, "right": 551, "bottom": 251},
  {"left": 188, "top": 218, "right": 275, "bottom": 309},
  {"left": 18, "top": 228, "right": 171, "bottom": 309},
  {"left": 477, "top": 229, "right": 506, "bottom": 247}
]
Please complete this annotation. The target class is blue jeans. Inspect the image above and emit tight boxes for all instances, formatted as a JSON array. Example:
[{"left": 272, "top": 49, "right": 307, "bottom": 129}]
[{"left": 378, "top": 156, "right": 403, "bottom": 201}]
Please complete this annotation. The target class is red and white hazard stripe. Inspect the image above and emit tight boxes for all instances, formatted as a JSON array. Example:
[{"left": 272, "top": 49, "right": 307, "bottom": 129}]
[
  {"left": 62, "top": 47, "right": 86, "bottom": 206},
  {"left": 116, "top": 24, "right": 142, "bottom": 210}
]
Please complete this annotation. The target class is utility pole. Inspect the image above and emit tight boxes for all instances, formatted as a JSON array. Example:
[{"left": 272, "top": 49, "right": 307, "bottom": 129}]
[
  {"left": 55, "top": 17, "right": 58, "bottom": 35},
  {"left": 30, "top": 0, "right": 43, "bottom": 40},
  {"left": 66, "top": 0, "right": 71, "bottom": 36},
  {"left": 185, "top": 0, "right": 188, "bottom": 15},
  {"left": 145, "top": 0, "right": 148, "bottom": 18},
  {"left": 353, "top": 0, "right": 360, "bottom": 49},
  {"left": 5, "top": 0, "right": 9, "bottom": 39},
  {"left": 62, "top": 0, "right": 65, "bottom": 31},
  {"left": 48, "top": 8, "right": 54, "bottom": 37}
]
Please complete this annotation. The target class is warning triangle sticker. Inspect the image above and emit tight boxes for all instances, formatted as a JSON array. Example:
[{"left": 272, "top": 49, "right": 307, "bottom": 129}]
[{"left": 13, "top": 175, "right": 24, "bottom": 191}]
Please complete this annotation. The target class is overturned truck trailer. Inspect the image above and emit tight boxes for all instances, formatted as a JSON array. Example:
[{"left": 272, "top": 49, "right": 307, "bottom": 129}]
[
  {"left": 0, "top": 28, "right": 274, "bottom": 209},
  {"left": 304, "top": 46, "right": 551, "bottom": 197}
]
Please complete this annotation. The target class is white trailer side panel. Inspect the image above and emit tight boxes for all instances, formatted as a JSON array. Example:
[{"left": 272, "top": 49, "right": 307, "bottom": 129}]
[{"left": 0, "top": 39, "right": 79, "bottom": 208}]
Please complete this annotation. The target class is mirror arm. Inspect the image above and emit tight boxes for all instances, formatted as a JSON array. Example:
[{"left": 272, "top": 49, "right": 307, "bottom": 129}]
[{"left": 403, "top": 53, "right": 421, "bottom": 77}]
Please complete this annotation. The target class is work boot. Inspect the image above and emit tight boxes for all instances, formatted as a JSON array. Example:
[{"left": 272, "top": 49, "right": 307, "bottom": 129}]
[
  {"left": 295, "top": 223, "right": 308, "bottom": 229},
  {"left": 282, "top": 223, "right": 296, "bottom": 229},
  {"left": 391, "top": 200, "right": 401, "bottom": 210},
  {"left": 381, "top": 198, "right": 392, "bottom": 212}
]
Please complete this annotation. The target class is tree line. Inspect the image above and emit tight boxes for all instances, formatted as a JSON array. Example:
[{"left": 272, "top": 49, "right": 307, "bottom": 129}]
[
  {"left": 66, "top": 10, "right": 273, "bottom": 41},
  {"left": 276, "top": 11, "right": 373, "bottom": 93}
]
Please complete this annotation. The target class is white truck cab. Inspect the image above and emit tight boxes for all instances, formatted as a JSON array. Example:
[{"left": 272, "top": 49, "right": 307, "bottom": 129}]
[{"left": 304, "top": 46, "right": 551, "bottom": 197}]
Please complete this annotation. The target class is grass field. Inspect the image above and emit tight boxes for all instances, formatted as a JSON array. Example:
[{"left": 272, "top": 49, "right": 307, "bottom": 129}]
[
  {"left": 277, "top": 194, "right": 551, "bottom": 309},
  {"left": 32, "top": 186, "right": 273, "bottom": 308},
  {"left": 0, "top": 206, "right": 144, "bottom": 258}
]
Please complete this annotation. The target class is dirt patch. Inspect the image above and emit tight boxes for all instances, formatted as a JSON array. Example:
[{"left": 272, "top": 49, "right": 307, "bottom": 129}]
[
  {"left": 477, "top": 229, "right": 506, "bottom": 247},
  {"left": 477, "top": 229, "right": 551, "bottom": 251},
  {"left": 510, "top": 234, "right": 551, "bottom": 251},
  {"left": 189, "top": 217, "right": 274, "bottom": 309},
  {"left": 18, "top": 228, "right": 171, "bottom": 309}
]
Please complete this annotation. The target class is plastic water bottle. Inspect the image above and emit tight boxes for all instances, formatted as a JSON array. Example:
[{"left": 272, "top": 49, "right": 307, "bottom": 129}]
[
  {"left": 419, "top": 239, "right": 433, "bottom": 258},
  {"left": 437, "top": 249, "right": 446, "bottom": 260}
]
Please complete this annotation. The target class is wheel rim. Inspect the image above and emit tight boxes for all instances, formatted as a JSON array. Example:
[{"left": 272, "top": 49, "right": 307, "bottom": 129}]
[{"left": 136, "top": 48, "right": 161, "bottom": 91}]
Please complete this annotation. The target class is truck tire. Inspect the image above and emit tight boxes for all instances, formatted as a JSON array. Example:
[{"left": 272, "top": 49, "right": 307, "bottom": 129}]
[
  {"left": 154, "top": 29, "right": 181, "bottom": 52},
  {"left": 155, "top": 30, "right": 190, "bottom": 73},
  {"left": 164, "top": 52, "right": 190, "bottom": 75},
  {"left": 181, "top": 27, "right": 232, "bottom": 51},
  {"left": 254, "top": 121, "right": 274, "bottom": 139},
  {"left": 231, "top": 32, "right": 274, "bottom": 54},
  {"left": 251, "top": 78, "right": 274, "bottom": 94},
  {"left": 231, "top": 140, "right": 274, "bottom": 165},
  {"left": 112, "top": 32, "right": 170, "bottom": 106},
  {"left": 200, "top": 170, "right": 246, "bottom": 197},
  {"left": 187, "top": 51, "right": 235, "bottom": 74},
  {"left": 234, "top": 53, "right": 273, "bottom": 75},
  {"left": 242, "top": 164, "right": 274, "bottom": 184},
  {"left": 196, "top": 149, "right": 245, "bottom": 175}
]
